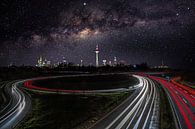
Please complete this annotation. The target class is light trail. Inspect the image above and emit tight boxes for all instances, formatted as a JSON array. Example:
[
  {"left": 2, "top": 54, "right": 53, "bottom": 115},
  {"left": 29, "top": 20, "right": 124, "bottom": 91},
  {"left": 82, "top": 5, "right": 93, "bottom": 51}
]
[
  {"left": 23, "top": 74, "right": 142, "bottom": 94},
  {"left": 0, "top": 74, "right": 161, "bottom": 129},
  {"left": 150, "top": 76, "right": 195, "bottom": 129},
  {"left": 0, "top": 81, "right": 31, "bottom": 129},
  {"left": 90, "top": 75, "right": 160, "bottom": 129}
]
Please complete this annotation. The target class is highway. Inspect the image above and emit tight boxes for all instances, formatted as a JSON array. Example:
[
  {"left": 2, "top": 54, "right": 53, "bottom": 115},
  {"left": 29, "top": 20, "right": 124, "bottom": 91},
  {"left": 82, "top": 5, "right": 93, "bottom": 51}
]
[
  {"left": 22, "top": 74, "right": 142, "bottom": 95},
  {"left": 0, "top": 80, "right": 31, "bottom": 129},
  {"left": 2, "top": 73, "right": 193, "bottom": 129},
  {"left": 90, "top": 75, "right": 160, "bottom": 129},
  {"left": 0, "top": 74, "right": 142, "bottom": 129},
  {"left": 150, "top": 76, "right": 195, "bottom": 129}
]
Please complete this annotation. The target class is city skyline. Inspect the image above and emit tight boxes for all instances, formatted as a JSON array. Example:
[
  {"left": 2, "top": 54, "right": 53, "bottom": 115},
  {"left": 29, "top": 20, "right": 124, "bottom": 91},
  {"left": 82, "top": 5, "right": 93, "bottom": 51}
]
[
  {"left": 0, "top": 0, "right": 194, "bottom": 69},
  {"left": 35, "top": 44, "right": 123, "bottom": 67},
  {"left": 34, "top": 44, "right": 167, "bottom": 68},
  {"left": 0, "top": 1, "right": 195, "bottom": 129}
]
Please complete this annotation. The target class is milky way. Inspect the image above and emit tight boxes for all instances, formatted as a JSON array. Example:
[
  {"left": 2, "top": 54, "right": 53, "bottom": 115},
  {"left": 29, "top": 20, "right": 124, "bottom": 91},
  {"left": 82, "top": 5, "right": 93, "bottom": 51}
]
[{"left": 0, "top": 0, "right": 195, "bottom": 69}]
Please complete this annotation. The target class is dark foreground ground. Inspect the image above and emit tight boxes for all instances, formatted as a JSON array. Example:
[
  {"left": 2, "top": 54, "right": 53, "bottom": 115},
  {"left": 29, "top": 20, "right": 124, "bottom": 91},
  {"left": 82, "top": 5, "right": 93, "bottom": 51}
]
[
  {"left": 16, "top": 92, "right": 131, "bottom": 129},
  {"left": 32, "top": 74, "right": 138, "bottom": 90},
  {"left": 180, "top": 72, "right": 195, "bottom": 89},
  {"left": 16, "top": 74, "right": 175, "bottom": 129},
  {"left": 16, "top": 74, "right": 137, "bottom": 129},
  {"left": 157, "top": 83, "right": 175, "bottom": 129}
]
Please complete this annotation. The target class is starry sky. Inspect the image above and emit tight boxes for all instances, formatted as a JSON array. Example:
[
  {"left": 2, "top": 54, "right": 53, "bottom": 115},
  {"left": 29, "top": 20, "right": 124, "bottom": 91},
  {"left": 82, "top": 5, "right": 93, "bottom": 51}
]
[{"left": 0, "top": 0, "right": 195, "bottom": 69}]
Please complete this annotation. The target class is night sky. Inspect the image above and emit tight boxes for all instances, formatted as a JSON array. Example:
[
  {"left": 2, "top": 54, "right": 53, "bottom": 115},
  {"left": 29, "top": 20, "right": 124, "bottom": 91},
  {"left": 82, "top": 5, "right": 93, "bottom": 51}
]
[{"left": 0, "top": 0, "right": 195, "bottom": 69}]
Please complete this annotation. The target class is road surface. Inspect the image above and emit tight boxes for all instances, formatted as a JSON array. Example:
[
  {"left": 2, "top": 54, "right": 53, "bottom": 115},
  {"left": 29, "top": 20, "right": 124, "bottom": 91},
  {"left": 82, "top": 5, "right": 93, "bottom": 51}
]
[
  {"left": 150, "top": 76, "right": 195, "bottom": 129},
  {"left": 23, "top": 74, "right": 160, "bottom": 129},
  {"left": 3, "top": 74, "right": 186, "bottom": 129},
  {"left": 90, "top": 75, "right": 160, "bottom": 129}
]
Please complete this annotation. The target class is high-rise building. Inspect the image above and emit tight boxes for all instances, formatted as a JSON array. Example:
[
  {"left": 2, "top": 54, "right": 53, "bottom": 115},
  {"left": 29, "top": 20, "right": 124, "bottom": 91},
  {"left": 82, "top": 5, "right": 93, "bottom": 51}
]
[
  {"left": 36, "top": 56, "right": 48, "bottom": 67},
  {"left": 114, "top": 56, "right": 117, "bottom": 66},
  {"left": 103, "top": 59, "right": 107, "bottom": 66},
  {"left": 153, "top": 60, "right": 169, "bottom": 69},
  {"left": 109, "top": 60, "right": 112, "bottom": 66},
  {"left": 36, "top": 56, "right": 43, "bottom": 67},
  {"left": 46, "top": 60, "right": 51, "bottom": 66},
  {"left": 63, "top": 59, "right": 67, "bottom": 63},
  {"left": 80, "top": 59, "right": 83, "bottom": 66},
  {"left": 94, "top": 45, "right": 99, "bottom": 67}
]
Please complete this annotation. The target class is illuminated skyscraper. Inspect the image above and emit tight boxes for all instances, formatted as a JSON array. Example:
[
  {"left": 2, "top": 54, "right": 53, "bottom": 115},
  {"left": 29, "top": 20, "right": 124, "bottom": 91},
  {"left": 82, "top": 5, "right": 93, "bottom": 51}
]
[
  {"left": 109, "top": 61, "right": 112, "bottom": 66},
  {"left": 103, "top": 60, "right": 107, "bottom": 66},
  {"left": 114, "top": 56, "right": 117, "bottom": 66},
  {"left": 36, "top": 56, "right": 47, "bottom": 67},
  {"left": 94, "top": 45, "right": 99, "bottom": 67},
  {"left": 37, "top": 56, "right": 43, "bottom": 67},
  {"left": 80, "top": 59, "right": 83, "bottom": 66}
]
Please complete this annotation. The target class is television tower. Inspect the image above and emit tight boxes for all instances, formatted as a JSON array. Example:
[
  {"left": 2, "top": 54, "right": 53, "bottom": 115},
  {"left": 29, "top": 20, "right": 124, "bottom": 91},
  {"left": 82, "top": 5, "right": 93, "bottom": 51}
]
[{"left": 94, "top": 44, "right": 99, "bottom": 67}]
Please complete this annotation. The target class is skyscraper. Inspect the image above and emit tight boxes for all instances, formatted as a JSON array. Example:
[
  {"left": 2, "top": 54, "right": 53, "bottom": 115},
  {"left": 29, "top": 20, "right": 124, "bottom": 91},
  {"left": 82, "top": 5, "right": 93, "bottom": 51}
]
[
  {"left": 36, "top": 56, "right": 46, "bottom": 67},
  {"left": 80, "top": 59, "right": 83, "bottom": 66},
  {"left": 114, "top": 56, "right": 117, "bottom": 66},
  {"left": 103, "top": 60, "right": 107, "bottom": 66},
  {"left": 37, "top": 56, "right": 43, "bottom": 67},
  {"left": 94, "top": 45, "right": 99, "bottom": 67}
]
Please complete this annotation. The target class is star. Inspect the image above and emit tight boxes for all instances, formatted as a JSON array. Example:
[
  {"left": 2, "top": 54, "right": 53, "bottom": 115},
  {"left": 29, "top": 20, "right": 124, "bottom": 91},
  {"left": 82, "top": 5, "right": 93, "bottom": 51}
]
[
  {"left": 83, "top": 2, "right": 87, "bottom": 6},
  {"left": 0, "top": 0, "right": 194, "bottom": 69}
]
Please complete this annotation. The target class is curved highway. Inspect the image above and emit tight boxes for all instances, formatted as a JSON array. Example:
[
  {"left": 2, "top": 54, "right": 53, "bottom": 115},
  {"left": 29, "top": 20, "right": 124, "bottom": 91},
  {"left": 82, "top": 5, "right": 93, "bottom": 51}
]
[
  {"left": 90, "top": 75, "right": 160, "bottom": 129},
  {"left": 23, "top": 74, "right": 141, "bottom": 95},
  {"left": 0, "top": 75, "right": 161, "bottom": 129},
  {"left": 150, "top": 76, "right": 195, "bottom": 129},
  {"left": 3, "top": 74, "right": 187, "bottom": 129},
  {"left": 0, "top": 80, "right": 31, "bottom": 129}
]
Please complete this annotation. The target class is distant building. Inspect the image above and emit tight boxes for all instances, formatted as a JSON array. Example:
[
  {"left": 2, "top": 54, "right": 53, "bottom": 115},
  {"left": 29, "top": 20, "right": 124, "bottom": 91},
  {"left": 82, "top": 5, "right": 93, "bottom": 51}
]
[
  {"left": 94, "top": 45, "right": 100, "bottom": 67},
  {"left": 154, "top": 65, "right": 169, "bottom": 69},
  {"left": 108, "top": 60, "right": 112, "bottom": 66},
  {"left": 36, "top": 56, "right": 44, "bottom": 67},
  {"left": 36, "top": 56, "right": 50, "bottom": 67},
  {"left": 102, "top": 59, "right": 107, "bottom": 66},
  {"left": 80, "top": 59, "right": 83, "bottom": 66},
  {"left": 118, "top": 60, "right": 126, "bottom": 66},
  {"left": 153, "top": 60, "right": 169, "bottom": 69},
  {"left": 63, "top": 59, "right": 67, "bottom": 63},
  {"left": 46, "top": 60, "right": 51, "bottom": 67},
  {"left": 114, "top": 56, "right": 117, "bottom": 66}
]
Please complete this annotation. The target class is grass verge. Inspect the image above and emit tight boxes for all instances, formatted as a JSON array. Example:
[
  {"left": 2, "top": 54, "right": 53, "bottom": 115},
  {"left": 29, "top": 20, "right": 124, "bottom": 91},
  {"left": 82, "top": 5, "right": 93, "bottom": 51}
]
[
  {"left": 158, "top": 83, "right": 176, "bottom": 129},
  {"left": 16, "top": 92, "right": 131, "bottom": 129}
]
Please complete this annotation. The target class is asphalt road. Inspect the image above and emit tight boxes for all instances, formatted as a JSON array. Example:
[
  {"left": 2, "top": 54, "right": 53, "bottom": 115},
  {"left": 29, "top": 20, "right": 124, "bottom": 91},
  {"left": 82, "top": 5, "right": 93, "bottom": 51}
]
[
  {"left": 0, "top": 73, "right": 139, "bottom": 129},
  {"left": 90, "top": 75, "right": 160, "bottom": 129},
  {"left": 0, "top": 80, "right": 31, "bottom": 129},
  {"left": 3, "top": 74, "right": 186, "bottom": 129},
  {"left": 0, "top": 74, "right": 160, "bottom": 129},
  {"left": 150, "top": 76, "right": 195, "bottom": 129}
]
